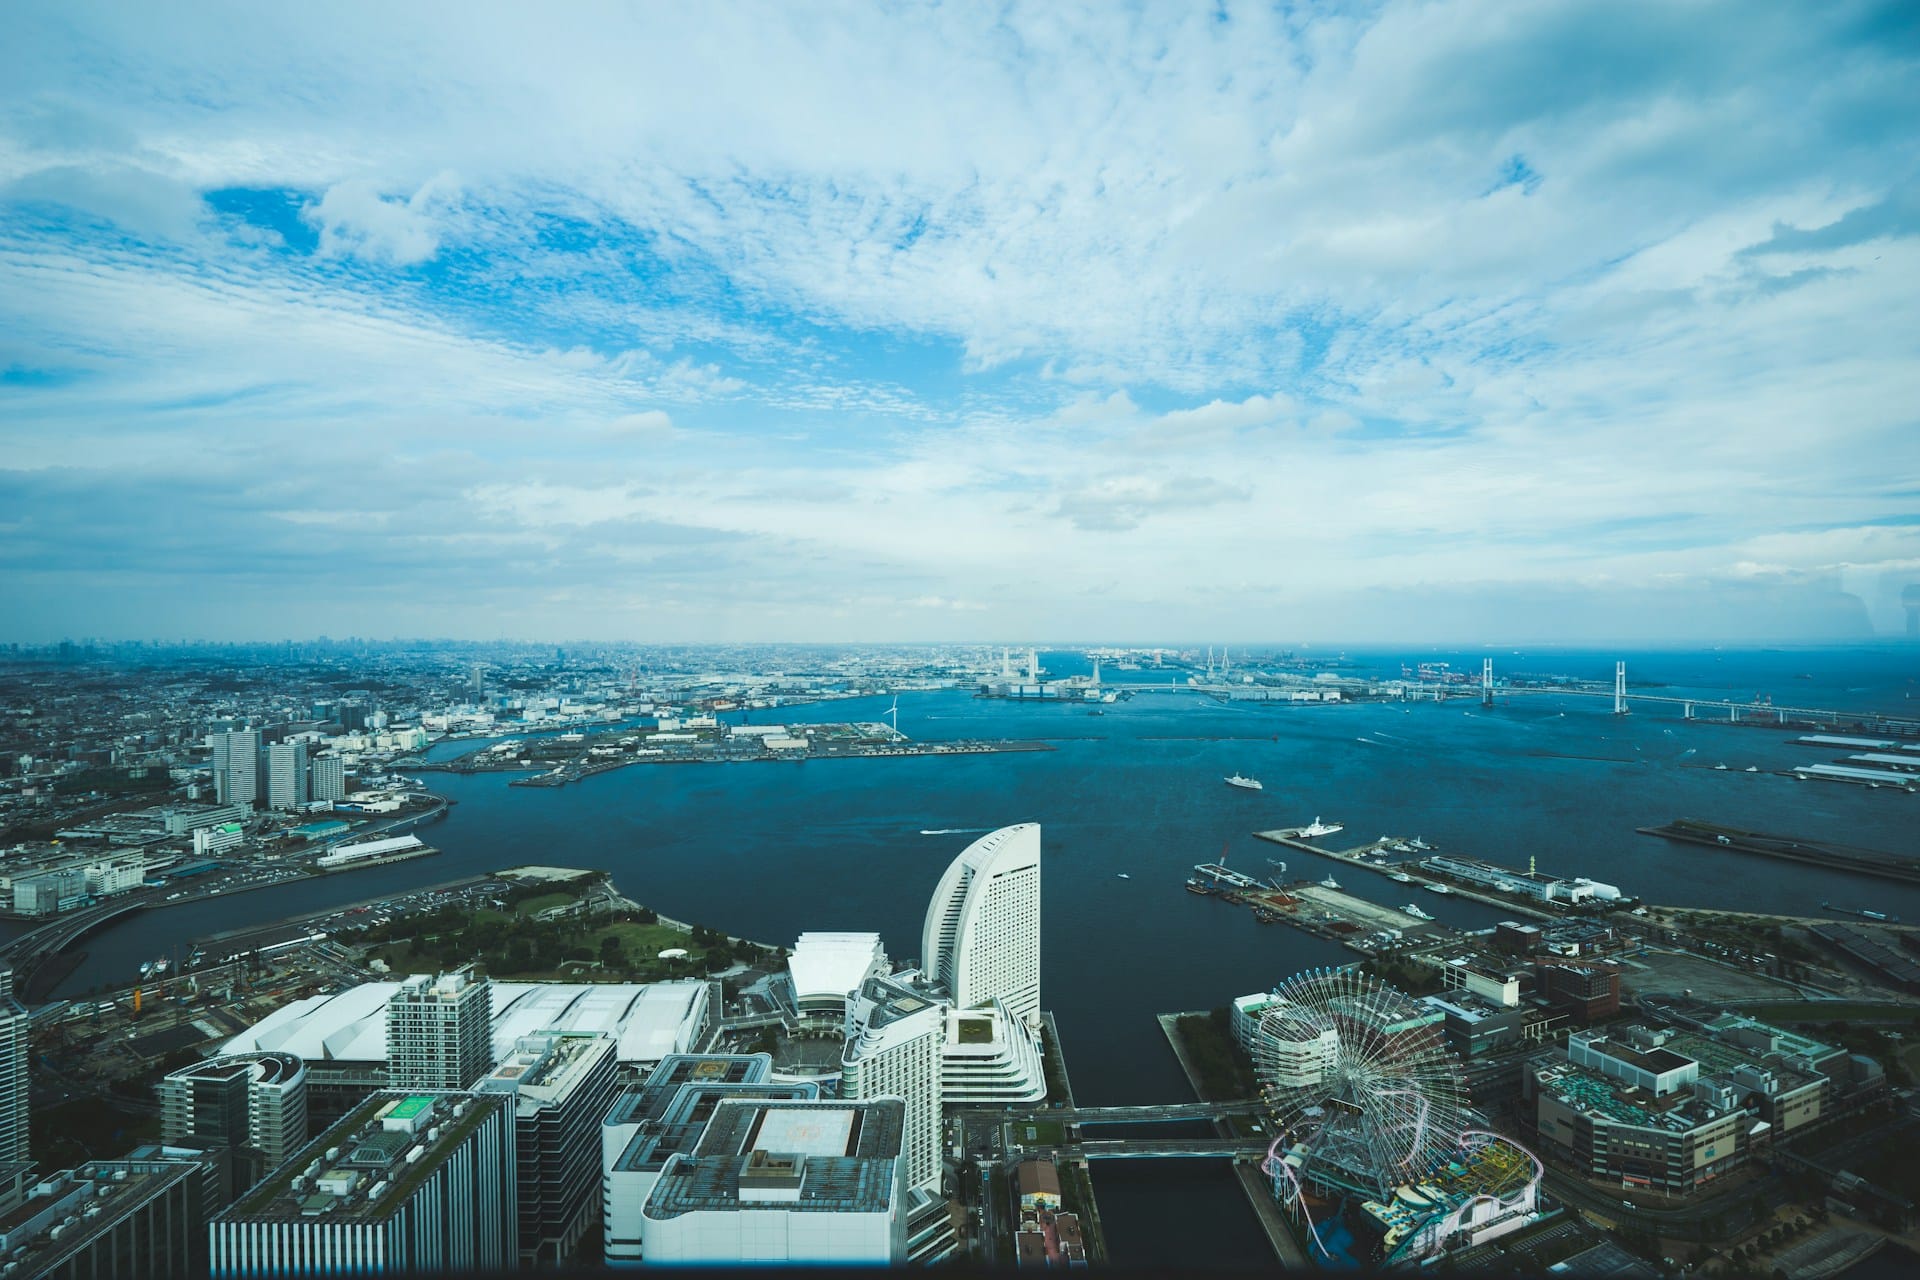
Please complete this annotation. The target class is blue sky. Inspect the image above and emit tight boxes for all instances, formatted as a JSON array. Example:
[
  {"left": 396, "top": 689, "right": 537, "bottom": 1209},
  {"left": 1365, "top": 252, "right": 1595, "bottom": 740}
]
[{"left": 2, "top": 1, "right": 1917, "bottom": 643}]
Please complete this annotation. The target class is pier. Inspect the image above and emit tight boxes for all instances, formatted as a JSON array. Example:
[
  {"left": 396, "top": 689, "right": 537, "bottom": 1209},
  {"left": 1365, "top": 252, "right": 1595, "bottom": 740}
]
[
  {"left": 1639, "top": 820, "right": 1920, "bottom": 886},
  {"left": 1251, "top": 830, "right": 1560, "bottom": 921}
]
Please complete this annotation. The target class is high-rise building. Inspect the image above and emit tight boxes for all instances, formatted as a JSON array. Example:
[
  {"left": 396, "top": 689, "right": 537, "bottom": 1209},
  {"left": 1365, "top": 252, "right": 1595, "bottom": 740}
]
[
  {"left": 3, "top": 1156, "right": 211, "bottom": 1279},
  {"left": 0, "top": 965, "right": 29, "bottom": 1210},
  {"left": 476, "top": 1032, "right": 619, "bottom": 1267},
  {"left": 841, "top": 973, "right": 943, "bottom": 1195},
  {"left": 266, "top": 741, "right": 308, "bottom": 812},
  {"left": 159, "top": 1052, "right": 308, "bottom": 1171},
  {"left": 637, "top": 1098, "right": 908, "bottom": 1266},
  {"left": 209, "top": 1091, "right": 516, "bottom": 1275},
  {"left": 921, "top": 823, "right": 1042, "bottom": 1024},
  {"left": 386, "top": 970, "right": 493, "bottom": 1091},
  {"left": 309, "top": 754, "right": 347, "bottom": 804},
  {"left": 210, "top": 728, "right": 261, "bottom": 808}
]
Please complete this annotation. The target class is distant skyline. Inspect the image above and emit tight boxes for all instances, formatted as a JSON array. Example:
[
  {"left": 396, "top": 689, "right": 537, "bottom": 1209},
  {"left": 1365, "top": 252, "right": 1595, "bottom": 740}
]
[{"left": 3, "top": 2, "right": 1917, "bottom": 643}]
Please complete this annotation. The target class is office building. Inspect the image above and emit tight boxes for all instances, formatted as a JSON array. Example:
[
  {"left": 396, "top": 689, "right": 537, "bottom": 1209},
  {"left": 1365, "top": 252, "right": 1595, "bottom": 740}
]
[
  {"left": 1, "top": 1157, "right": 210, "bottom": 1280},
  {"left": 267, "top": 741, "right": 308, "bottom": 812},
  {"left": 0, "top": 966, "right": 27, "bottom": 1211},
  {"left": 638, "top": 1098, "right": 908, "bottom": 1266},
  {"left": 208, "top": 1091, "right": 516, "bottom": 1275},
  {"left": 386, "top": 969, "right": 493, "bottom": 1091},
  {"left": 477, "top": 1031, "right": 619, "bottom": 1267},
  {"left": 210, "top": 728, "right": 261, "bottom": 809},
  {"left": 841, "top": 974, "right": 943, "bottom": 1195},
  {"left": 309, "top": 754, "right": 347, "bottom": 805},
  {"left": 601, "top": 1054, "right": 811, "bottom": 1265},
  {"left": 10, "top": 867, "right": 85, "bottom": 916},
  {"left": 159, "top": 1052, "right": 308, "bottom": 1171},
  {"left": 922, "top": 823, "right": 1042, "bottom": 1024},
  {"left": 1535, "top": 960, "right": 1622, "bottom": 1024},
  {"left": 787, "top": 932, "right": 888, "bottom": 1022}
]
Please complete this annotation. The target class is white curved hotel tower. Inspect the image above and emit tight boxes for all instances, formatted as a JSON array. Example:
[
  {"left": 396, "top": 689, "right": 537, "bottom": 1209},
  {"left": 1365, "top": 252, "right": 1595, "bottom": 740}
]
[{"left": 921, "top": 823, "right": 1041, "bottom": 1026}]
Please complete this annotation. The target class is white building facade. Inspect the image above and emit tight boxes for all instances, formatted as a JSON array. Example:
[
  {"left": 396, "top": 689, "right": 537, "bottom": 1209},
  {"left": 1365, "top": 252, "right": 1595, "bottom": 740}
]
[
  {"left": 921, "top": 823, "right": 1042, "bottom": 1025},
  {"left": 841, "top": 975, "right": 944, "bottom": 1194}
]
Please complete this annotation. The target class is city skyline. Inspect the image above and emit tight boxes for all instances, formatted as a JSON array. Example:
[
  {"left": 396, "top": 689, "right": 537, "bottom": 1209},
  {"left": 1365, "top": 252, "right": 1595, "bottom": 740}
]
[{"left": 3, "top": 2, "right": 1917, "bottom": 643}]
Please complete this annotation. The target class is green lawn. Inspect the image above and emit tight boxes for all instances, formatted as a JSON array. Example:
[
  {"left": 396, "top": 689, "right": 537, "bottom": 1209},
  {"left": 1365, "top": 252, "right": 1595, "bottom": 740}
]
[{"left": 511, "top": 890, "right": 579, "bottom": 918}]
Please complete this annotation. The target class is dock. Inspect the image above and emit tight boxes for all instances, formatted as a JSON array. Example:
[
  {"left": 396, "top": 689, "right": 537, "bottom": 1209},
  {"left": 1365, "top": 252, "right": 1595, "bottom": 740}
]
[
  {"left": 1638, "top": 820, "right": 1920, "bottom": 886},
  {"left": 1251, "top": 830, "right": 1559, "bottom": 920}
]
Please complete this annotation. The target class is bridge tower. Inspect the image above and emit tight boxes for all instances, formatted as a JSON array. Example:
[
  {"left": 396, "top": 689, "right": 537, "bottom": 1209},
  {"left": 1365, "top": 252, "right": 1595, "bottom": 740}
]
[
  {"left": 1613, "top": 661, "right": 1628, "bottom": 715},
  {"left": 1482, "top": 659, "right": 1494, "bottom": 709}
]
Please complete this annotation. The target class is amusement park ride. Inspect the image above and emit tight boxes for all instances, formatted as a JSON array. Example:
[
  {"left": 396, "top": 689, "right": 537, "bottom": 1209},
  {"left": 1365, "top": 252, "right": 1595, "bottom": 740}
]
[{"left": 1247, "top": 967, "right": 1544, "bottom": 1265}]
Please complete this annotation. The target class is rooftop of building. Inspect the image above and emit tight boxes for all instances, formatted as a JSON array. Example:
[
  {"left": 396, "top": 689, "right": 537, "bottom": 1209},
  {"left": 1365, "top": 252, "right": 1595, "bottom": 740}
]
[
  {"left": 787, "top": 932, "right": 886, "bottom": 1004},
  {"left": 614, "top": 1082, "right": 818, "bottom": 1174},
  {"left": 1534, "top": 1058, "right": 1723, "bottom": 1133},
  {"left": 222, "top": 1091, "right": 509, "bottom": 1224},
  {"left": 475, "top": 1030, "right": 612, "bottom": 1111},
  {"left": 1703, "top": 1012, "right": 1845, "bottom": 1064},
  {"left": 162, "top": 1050, "right": 304, "bottom": 1088},
  {"left": 606, "top": 1055, "right": 775, "bottom": 1129},
  {"left": 849, "top": 973, "right": 941, "bottom": 1035},
  {"left": 0, "top": 1159, "right": 204, "bottom": 1272},
  {"left": 643, "top": 1099, "right": 905, "bottom": 1219},
  {"left": 223, "top": 977, "right": 709, "bottom": 1065}
]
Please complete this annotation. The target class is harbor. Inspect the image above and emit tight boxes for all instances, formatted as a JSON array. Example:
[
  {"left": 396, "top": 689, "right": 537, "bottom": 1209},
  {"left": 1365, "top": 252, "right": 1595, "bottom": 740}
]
[
  {"left": 1183, "top": 843, "right": 1450, "bottom": 952},
  {"left": 1250, "top": 828, "right": 1563, "bottom": 921}
]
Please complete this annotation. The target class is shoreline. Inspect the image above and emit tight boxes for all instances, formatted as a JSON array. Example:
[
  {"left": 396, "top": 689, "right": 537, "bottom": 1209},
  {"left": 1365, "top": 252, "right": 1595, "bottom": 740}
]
[{"left": 1155, "top": 1011, "right": 1305, "bottom": 1267}]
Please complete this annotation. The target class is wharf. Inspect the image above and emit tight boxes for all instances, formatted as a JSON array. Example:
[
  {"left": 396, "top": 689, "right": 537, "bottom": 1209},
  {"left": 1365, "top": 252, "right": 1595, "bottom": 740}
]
[
  {"left": 313, "top": 844, "right": 439, "bottom": 873},
  {"left": 1252, "top": 830, "right": 1558, "bottom": 921},
  {"left": 1185, "top": 870, "right": 1444, "bottom": 950},
  {"left": 1639, "top": 820, "right": 1920, "bottom": 886},
  {"left": 504, "top": 738, "right": 1054, "bottom": 787}
]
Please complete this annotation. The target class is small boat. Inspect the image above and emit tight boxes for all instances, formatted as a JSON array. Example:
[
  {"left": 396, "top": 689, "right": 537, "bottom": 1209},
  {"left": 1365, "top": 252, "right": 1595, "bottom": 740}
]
[
  {"left": 138, "top": 962, "right": 154, "bottom": 978},
  {"left": 1225, "top": 774, "right": 1264, "bottom": 791},
  {"left": 151, "top": 958, "right": 169, "bottom": 976},
  {"left": 1401, "top": 904, "right": 1433, "bottom": 921},
  {"left": 1266, "top": 858, "right": 1287, "bottom": 872},
  {"left": 1745, "top": 766, "right": 1758, "bottom": 773},
  {"left": 1186, "top": 879, "right": 1215, "bottom": 895},
  {"left": 1425, "top": 883, "right": 1453, "bottom": 895},
  {"left": 1714, "top": 763, "right": 1728, "bottom": 771},
  {"left": 1391, "top": 873, "right": 1416, "bottom": 884},
  {"left": 1320, "top": 875, "right": 1341, "bottom": 890},
  {"left": 1408, "top": 838, "right": 1432, "bottom": 851},
  {"left": 1116, "top": 873, "right": 1130, "bottom": 879}
]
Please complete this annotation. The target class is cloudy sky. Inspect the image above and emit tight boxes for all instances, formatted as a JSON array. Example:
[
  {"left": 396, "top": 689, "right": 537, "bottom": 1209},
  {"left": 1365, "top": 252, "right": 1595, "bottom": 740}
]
[{"left": 3, "top": 1, "right": 1917, "bottom": 644}]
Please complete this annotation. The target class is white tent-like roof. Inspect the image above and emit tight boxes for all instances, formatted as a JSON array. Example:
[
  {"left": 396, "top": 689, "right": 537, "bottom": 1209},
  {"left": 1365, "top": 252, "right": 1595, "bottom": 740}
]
[{"left": 223, "top": 978, "right": 710, "bottom": 1068}]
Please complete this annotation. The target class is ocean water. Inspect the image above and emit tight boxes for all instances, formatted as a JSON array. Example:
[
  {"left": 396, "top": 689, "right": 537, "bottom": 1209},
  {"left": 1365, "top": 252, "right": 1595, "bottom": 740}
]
[{"left": 40, "top": 646, "right": 1920, "bottom": 1263}]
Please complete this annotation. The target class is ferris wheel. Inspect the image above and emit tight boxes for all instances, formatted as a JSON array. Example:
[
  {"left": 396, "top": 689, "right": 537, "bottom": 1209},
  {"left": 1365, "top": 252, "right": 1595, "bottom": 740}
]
[{"left": 1249, "top": 967, "right": 1468, "bottom": 1198}]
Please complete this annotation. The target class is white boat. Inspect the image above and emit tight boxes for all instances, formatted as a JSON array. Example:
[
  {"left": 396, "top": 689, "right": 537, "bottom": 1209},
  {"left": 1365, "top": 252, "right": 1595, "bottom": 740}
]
[
  {"left": 1391, "top": 873, "right": 1416, "bottom": 884},
  {"left": 1408, "top": 838, "right": 1433, "bottom": 851},
  {"left": 1300, "top": 817, "right": 1344, "bottom": 837},
  {"left": 138, "top": 962, "right": 153, "bottom": 978},
  {"left": 1320, "top": 875, "right": 1341, "bottom": 890},
  {"left": 1116, "top": 873, "right": 1130, "bottom": 879},
  {"left": 151, "top": 958, "right": 170, "bottom": 976},
  {"left": 1402, "top": 903, "right": 1434, "bottom": 920},
  {"left": 1745, "top": 766, "right": 1758, "bottom": 773},
  {"left": 1225, "top": 774, "right": 1264, "bottom": 791},
  {"left": 1425, "top": 883, "right": 1453, "bottom": 895}
]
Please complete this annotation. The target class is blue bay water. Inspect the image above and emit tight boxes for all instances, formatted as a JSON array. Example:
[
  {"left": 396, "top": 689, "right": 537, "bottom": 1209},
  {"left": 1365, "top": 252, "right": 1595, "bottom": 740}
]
[{"left": 43, "top": 647, "right": 1920, "bottom": 1264}]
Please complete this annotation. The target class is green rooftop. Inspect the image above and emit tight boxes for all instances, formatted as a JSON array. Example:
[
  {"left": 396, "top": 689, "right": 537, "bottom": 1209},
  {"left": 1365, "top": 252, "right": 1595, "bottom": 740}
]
[{"left": 387, "top": 1096, "right": 433, "bottom": 1122}]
